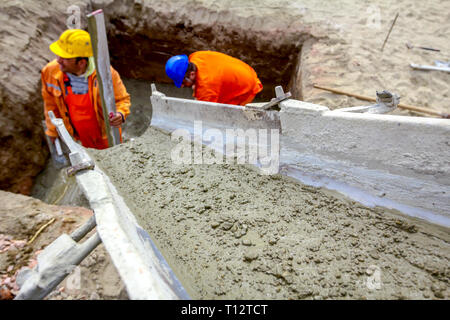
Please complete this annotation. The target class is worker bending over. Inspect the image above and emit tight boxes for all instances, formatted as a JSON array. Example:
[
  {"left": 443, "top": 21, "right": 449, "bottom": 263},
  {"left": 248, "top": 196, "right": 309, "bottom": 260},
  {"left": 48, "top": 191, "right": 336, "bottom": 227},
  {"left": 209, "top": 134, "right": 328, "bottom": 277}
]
[
  {"left": 42, "top": 29, "right": 131, "bottom": 149},
  {"left": 165, "top": 51, "right": 263, "bottom": 106}
]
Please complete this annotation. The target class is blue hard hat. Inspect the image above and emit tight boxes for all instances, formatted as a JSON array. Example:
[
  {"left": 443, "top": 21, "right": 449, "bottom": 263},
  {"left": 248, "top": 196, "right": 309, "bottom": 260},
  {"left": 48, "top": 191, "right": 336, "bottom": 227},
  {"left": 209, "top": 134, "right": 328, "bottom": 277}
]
[{"left": 165, "top": 55, "right": 189, "bottom": 88}]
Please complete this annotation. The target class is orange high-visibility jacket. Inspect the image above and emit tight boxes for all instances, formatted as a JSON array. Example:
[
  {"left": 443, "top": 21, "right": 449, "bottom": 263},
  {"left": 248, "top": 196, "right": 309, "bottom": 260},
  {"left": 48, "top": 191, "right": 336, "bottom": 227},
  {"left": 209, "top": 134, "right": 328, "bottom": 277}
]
[
  {"left": 189, "top": 51, "right": 263, "bottom": 105},
  {"left": 41, "top": 59, "right": 131, "bottom": 141}
]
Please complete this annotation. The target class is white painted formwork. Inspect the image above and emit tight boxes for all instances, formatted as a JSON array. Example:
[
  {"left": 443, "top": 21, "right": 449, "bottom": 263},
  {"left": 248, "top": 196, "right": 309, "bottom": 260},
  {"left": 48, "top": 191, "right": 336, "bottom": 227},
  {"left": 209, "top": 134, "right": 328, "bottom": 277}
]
[
  {"left": 150, "top": 86, "right": 450, "bottom": 227},
  {"left": 75, "top": 167, "right": 190, "bottom": 300},
  {"left": 16, "top": 111, "right": 190, "bottom": 300},
  {"left": 150, "top": 84, "right": 280, "bottom": 133},
  {"left": 150, "top": 85, "right": 282, "bottom": 175},
  {"left": 279, "top": 100, "right": 450, "bottom": 227}
]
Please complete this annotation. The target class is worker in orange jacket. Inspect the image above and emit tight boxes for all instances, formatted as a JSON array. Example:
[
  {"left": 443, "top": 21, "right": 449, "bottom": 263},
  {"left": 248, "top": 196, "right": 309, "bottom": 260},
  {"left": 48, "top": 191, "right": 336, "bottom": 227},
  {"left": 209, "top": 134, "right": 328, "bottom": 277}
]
[
  {"left": 165, "top": 51, "right": 263, "bottom": 106},
  {"left": 42, "top": 29, "right": 131, "bottom": 150}
]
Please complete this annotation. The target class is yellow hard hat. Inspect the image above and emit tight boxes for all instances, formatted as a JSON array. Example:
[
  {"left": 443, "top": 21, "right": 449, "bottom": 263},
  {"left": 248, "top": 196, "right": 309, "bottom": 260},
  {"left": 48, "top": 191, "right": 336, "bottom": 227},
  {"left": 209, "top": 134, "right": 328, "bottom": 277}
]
[{"left": 50, "top": 29, "right": 93, "bottom": 58}]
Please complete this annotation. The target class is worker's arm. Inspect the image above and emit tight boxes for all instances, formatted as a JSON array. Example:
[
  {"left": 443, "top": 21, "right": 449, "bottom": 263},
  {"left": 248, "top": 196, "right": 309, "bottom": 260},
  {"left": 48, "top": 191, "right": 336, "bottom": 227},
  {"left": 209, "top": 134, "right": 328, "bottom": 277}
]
[
  {"left": 111, "top": 68, "right": 131, "bottom": 126},
  {"left": 41, "top": 69, "right": 60, "bottom": 140}
]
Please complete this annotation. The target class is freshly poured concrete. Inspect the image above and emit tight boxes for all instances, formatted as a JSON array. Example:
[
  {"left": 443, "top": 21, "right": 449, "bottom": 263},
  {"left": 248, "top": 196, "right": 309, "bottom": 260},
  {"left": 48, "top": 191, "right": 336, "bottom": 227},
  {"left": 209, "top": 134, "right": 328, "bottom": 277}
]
[
  {"left": 90, "top": 127, "right": 449, "bottom": 300},
  {"left": 149, "top": 86, "right": 450, "bottom": 226}
]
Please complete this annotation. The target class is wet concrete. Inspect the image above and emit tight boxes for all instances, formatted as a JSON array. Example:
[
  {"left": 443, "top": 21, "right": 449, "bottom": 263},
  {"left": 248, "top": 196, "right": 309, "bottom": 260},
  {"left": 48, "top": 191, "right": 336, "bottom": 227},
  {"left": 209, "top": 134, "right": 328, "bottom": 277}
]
[{"left": 90, "top": 126, "right": 450, "bottom": 300}]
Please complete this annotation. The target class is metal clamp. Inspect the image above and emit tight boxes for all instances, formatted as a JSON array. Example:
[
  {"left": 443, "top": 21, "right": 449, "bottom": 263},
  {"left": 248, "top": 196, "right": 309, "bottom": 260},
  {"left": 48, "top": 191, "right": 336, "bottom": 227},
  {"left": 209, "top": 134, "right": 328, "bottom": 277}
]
[
  {"left": 337, "top": 90, "right": 400, "bottom": 114},
  {"left": 48, "top": 111, "right": 95, "bottom": 175}
]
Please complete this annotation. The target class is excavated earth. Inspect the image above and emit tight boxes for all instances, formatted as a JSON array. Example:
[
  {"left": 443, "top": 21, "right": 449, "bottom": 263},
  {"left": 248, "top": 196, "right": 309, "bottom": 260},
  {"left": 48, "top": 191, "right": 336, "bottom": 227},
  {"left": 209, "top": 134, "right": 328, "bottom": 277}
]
[
  {"left": 90, "top": 127, "right": 449, "bottom": 300},
  {"left": 0, "top": 190, "right": 126, "bottom": 300}
]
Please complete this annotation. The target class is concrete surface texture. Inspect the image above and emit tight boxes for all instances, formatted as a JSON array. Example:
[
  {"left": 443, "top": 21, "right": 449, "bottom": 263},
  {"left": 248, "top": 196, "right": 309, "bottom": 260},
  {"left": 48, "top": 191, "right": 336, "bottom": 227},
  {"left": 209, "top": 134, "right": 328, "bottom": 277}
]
[{"left": 90, "top": 127, "right": 449, "bottom": 300}]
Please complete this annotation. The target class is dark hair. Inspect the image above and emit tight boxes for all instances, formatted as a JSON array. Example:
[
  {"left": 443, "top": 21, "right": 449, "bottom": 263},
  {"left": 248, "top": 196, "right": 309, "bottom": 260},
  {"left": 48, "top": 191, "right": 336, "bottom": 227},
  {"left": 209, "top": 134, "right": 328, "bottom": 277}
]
[{"left": 186, "top": 62, "right": 197, "bottom": 74}]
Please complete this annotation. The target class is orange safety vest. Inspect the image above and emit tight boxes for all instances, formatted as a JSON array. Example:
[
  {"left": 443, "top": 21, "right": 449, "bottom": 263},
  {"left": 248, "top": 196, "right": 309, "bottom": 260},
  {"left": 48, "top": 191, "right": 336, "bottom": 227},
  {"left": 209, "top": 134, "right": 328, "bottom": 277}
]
[
  {"left": 189, "top": 51, "right": 263, "bottom": 106},
  {"left": 41, "top": 60, "right": 131, "bottom": 148},
  {"left": 63, "top": 73, "right": 108, "bottom": 149}
]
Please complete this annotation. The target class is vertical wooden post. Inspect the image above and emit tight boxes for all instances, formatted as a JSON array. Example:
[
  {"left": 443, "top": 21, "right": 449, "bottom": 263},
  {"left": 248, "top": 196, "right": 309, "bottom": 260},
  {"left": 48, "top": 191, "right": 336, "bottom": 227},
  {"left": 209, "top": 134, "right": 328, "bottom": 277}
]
[
  {"left": 381, "top": 13, "right": 399, "bottom": 52},
  {"left": 87, "top": 9, "right": 120, "bottom": 146}
]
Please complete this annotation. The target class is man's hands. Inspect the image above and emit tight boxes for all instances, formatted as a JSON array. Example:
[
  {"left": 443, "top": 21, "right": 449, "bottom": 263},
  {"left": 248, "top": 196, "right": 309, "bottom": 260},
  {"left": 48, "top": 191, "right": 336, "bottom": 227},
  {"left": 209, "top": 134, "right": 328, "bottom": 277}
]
[{"left": 109, "top": 112, "right": 124, "bottom": 128}]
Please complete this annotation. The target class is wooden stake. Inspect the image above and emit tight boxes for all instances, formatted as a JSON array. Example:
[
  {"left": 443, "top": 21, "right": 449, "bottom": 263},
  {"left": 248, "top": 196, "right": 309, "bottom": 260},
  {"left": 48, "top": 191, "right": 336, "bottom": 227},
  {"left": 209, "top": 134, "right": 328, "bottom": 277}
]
[
  {"left": 381, "top": 13, "right": 399, "bottom": 52},
  {"left": 313, "top": 84, "right": 449, "bottom": 118},
  {"left": 27, "top": 218, "right": 56, "bottom": 245},
  {"left": 87, "top": 9, "right": 120, "bottom": 146}
]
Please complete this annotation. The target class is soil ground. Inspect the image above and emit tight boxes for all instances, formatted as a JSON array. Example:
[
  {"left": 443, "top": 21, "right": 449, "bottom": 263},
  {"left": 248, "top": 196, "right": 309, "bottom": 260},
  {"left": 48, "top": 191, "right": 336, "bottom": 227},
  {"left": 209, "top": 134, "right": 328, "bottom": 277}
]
[{"left": 0, "top": 190, "right": 126, "bottom": 300}]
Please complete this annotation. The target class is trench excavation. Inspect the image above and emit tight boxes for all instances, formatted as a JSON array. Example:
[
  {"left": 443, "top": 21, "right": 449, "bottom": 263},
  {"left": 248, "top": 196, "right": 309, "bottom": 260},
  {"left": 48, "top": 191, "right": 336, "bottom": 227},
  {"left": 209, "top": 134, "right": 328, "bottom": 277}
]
[{"left": 107, "top": 20, "right": 304, "bottom": 101}]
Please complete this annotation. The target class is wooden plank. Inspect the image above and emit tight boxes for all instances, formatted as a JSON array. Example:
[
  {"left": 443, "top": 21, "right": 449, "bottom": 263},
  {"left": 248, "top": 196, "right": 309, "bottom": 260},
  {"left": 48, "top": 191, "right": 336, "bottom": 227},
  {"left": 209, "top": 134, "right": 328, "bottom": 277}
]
[
  {"left": 87, "top": 9, "right": 120, "bottom": 146},
  {"left": 381, "top": 12, "right": 399, "bottom": 52}
]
